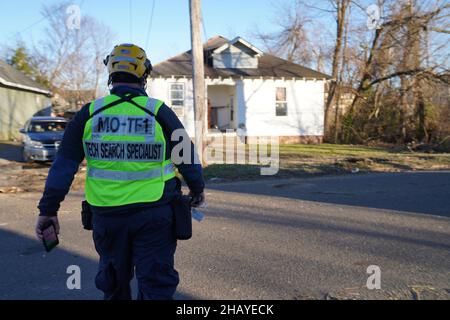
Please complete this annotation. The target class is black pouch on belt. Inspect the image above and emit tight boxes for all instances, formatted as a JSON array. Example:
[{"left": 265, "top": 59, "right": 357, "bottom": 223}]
[
  {"left": 81, "top": 200, "right": 93, "bottom": 231},
  {"left": 170, "top": 195, "right": 192, "bottom": 240}
]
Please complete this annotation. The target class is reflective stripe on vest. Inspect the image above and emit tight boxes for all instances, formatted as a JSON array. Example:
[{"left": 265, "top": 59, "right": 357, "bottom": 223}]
[
  {"left": 146, "top": 97, "right": 159, "bottom": 114},
  {"left": 93, "top": 97, "right": 104, "bottom": 112},
  {"left": 88, "top": 161, "right": 175, "bottom": 181}
]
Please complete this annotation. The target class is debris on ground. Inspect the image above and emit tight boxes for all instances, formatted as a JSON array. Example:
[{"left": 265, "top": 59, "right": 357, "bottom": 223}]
[
  {"left": 0, "top": 159, "right": 85, "bottom": 194},
  {"left": 0, "top": 186, "right": 25, "bottom": 193}
]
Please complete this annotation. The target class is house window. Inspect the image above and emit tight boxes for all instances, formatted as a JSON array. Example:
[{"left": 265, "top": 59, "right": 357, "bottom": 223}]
[
  {"left": 169, "top": 83, "right": 185, "bottom": 116},
  {"left": 276, "top": 87, "right": 287, "bottom": 116}
]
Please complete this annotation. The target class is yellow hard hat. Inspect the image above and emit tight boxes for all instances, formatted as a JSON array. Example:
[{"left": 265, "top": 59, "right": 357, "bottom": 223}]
[{"left": 103, "top": 44, "right": 152, "bottom": 79}]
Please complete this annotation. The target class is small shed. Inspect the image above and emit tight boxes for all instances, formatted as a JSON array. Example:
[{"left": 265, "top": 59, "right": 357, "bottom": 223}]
[{"left": 0, "top": 60, "right": 51, "bottom": 140}]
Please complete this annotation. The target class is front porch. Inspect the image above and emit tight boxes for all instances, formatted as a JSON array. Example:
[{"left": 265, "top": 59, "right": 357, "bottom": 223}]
[{"left": 206, "top": 79, "right": 238, "bottom": 133}]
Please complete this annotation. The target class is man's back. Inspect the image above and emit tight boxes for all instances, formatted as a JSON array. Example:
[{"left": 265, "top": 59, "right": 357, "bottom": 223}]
[{"left": 38, "top": 85, "right": 204, "bottom": 216}]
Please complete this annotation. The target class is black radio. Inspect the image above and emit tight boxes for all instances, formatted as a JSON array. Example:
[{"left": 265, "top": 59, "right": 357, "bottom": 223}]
[
  {"left": 81, "top": 200, "right": 93, "bottom": 231},
  {"left": 170, "top": 195, "right": 192, "bottom": 240}
]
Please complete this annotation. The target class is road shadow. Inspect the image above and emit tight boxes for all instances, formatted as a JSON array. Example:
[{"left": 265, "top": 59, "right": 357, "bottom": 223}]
[
  {"left": 0, "top": 142, "right": 22, "bottom": 162},
  {"left": 0, "top": 228, "right": 197, "bottom": 300},
  {"left": 203, "top": 202, "right": 450, "bottom": 256},
  {"left": 207, "top": 171, "right": 450, "bottom": 218}
]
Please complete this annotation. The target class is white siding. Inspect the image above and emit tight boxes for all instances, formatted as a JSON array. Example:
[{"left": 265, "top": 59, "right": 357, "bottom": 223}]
[
  {"left": 236, "top": 80, "right": 246, "bottom": 128},
  {"left": 212, "top": 43, "right": 258, "bottom": 69},
  {"left": 213, "top": 52, "right": 258, "bottom": 69},
  {"left": 239, "top": 78, "right": 325, "bottom": 137},
  {"left": 147, "top": 77, "right": 196, "bottom": 136},
  {"left": 148, "top": 77, "right": 325, "bottom": 138}
]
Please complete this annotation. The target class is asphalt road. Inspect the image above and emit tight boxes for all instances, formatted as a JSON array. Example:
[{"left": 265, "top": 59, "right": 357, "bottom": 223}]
[{"left": 0, "top": 171, "right": 449, "bottom": 300}]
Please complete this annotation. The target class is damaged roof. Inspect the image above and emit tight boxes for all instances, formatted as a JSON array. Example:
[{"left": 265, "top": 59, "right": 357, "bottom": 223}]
[{"left": 152, "top": 36, "right": 330, "bottom": 79}]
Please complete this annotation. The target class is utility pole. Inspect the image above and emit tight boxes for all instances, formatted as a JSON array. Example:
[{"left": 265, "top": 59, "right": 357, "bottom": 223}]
[{"left": 189, "top": 0, "right": 206, "bottom": 165}]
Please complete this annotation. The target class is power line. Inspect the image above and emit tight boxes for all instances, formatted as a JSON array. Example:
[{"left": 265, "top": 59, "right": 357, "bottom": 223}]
[
  {"left": 145, "top": 0, "right": 156, "bottom": 50},
  {"left": 7, "top": 0, "right": 85, "bottom": 41},
  {"left": 13, "top": 3, "right": 66, "bottom": 37},
  {"left": 18, "top": 17, "right": 47, "bottom": 35},
  {"left": 201, "top": 8, "right": 208, "bottom": 40}
]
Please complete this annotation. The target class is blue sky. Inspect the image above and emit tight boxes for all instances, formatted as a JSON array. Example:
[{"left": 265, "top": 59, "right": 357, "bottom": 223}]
[{"left": 0, "top": 0, "right": 293, "bottom": 64}]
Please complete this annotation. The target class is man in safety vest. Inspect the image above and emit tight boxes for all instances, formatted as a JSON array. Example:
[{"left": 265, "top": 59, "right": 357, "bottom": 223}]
[{"left": 35, "top": 44, "right": 205, "bottom": 300}]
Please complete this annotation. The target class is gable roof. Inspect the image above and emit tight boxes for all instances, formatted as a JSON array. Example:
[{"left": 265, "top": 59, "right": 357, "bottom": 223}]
[
  {"left": 213, "top": 36, "right": 263, "bottom": 56},
  {"left": 153, "top": 36, "right": 330, "bottom": 80},
  {"left": 0, "top": 60, "right": 51, "bottom": 95}
]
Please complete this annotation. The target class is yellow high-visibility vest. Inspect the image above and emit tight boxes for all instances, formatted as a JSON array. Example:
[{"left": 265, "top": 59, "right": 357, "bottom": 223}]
[{"left": 82, "top": 94, "right": 176, "bottom": 207}]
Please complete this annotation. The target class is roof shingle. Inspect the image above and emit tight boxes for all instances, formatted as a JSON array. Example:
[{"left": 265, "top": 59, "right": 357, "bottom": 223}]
[
  {"left": 0, "top": 60, "right": 50, "bottom": 95},
  {"left": 153, "top": 36, "right": 330, "bottom": 79}
]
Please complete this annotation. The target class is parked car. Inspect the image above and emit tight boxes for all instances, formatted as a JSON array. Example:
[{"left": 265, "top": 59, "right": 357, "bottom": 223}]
[{"left": 19, "top": 117, "right": 68, "bottom": 162}]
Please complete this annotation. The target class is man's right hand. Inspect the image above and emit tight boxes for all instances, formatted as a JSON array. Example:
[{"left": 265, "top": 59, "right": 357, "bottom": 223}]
[
  {"left": 35, "top": 216, "right": 60, "bottom": 240},
  {"left": 189, "top": 192, "right": 205, "bottom": 208}
]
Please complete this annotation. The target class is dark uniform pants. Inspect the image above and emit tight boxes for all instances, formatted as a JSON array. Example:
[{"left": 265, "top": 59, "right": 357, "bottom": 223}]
[{"left": 92, "top": 204, "right": 179, "bottom": 300}]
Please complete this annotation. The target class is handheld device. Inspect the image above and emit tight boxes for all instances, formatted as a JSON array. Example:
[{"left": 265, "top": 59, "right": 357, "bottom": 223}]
[
  {"left": 191, "top": 208, "right": 204, "bottom": 222},
  {"left": 41, "top": 221, "right": 59, "bottom": 252}
]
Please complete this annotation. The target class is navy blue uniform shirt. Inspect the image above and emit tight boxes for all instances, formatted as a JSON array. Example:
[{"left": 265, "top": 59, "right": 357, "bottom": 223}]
[{"left": 38, "top": 85, "right": 204, "bottom": 216}]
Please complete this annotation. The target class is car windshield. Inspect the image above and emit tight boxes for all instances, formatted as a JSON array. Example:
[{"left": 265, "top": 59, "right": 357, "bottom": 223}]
[{"left": 29, "top": 121, "right": 67, "bottom": 133}]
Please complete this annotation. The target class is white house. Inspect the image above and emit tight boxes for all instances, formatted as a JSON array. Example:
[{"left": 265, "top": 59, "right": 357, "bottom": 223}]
[{"left": 147, "top": 36, "right": 330, "bottom": 144}]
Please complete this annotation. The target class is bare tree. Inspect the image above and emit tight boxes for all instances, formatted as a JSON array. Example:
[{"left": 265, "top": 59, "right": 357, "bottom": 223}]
[
  {"left": 33, "top": 2, "right": 115, "bottom": 108},
  {"left": 253, "top": 1, "right": 324, "bottom": 68},
  {"left": 346, "top": 0, "right": 450, "bottom": 143},
  {"left": 254, "top": 0, "right": 450, "bottom": 146},
  {"left": 324, "top": 0, "right": 352, "bottom": 139},
  {"left": 84, "top": 17, "right": 115, "bottom": 98},
  {"left": 254, "top": 0, "right": 352, "bottom": 140},
  {"left": 333, "top": 1, "right": 351, "bottom": 143}
]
